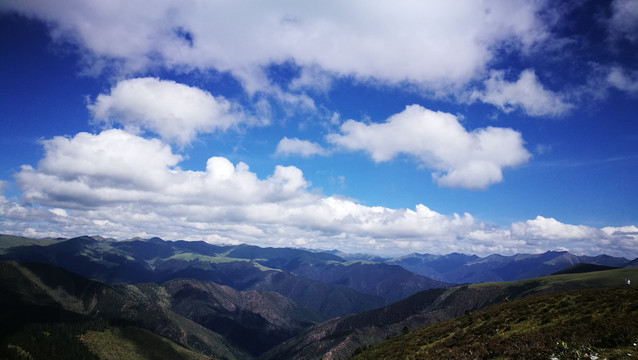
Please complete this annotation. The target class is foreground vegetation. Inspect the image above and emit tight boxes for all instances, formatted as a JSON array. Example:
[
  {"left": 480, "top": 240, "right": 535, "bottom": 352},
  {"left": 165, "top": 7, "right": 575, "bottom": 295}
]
[
  {"left": 0, "top": 320, "right": 212, "bottom": 360},
  {"left": 352, "top": 285, "right": 638, "bottom": 359}
]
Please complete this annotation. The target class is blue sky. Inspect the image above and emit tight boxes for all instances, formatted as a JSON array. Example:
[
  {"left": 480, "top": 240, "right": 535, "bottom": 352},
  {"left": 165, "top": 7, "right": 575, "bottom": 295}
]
[{"left": 1, "top": 0, "right": 637, "bottom": 257}]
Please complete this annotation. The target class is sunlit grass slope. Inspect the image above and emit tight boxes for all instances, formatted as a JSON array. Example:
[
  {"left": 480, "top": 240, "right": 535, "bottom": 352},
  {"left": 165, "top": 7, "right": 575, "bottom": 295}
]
[{"left": 353, "top": 283, "right": 638, "bottom": 359}]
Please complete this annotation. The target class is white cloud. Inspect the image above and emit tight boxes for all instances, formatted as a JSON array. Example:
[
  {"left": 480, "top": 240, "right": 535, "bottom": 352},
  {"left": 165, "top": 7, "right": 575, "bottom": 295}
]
[
  {"left": 0, "top": 0, "right": 547, "bottom": 94},
  {"left": 511, "top": 216, "right": 599, "bottom": 241},
  {"left": 601, "top": 225, "right": 638, "bottom": 254},
  {"left": 275, "top": 137, "right": 327, "bottom": 157},
  {"left": 289, "top": 66, "right": 334, "bottom": 93},
  {"left": 507, "top": 217, "right": 638, "bottom": 257},
  {"left": 18, "top": 129, "right": 182, "bottom": 206},
  {"left": 1, "top": 130, "right": 478, "bottom": 253},
  {"left": 609, "top": 0, "right": 638, "bottom": 43},
  {"left": 49, "top": 208, "right": 68, "bottom": 217},
  {"left": 14, "top": 129, "right": 311, "bottom": 209},
  {"left": 471, "top": 69, "right": 573, "bottom": 117},
  {"left": 327, "top": 105, "right": 531, "bottom": 190},
  {"left": 607, "top": 67, "right": 638, "bottom": 94},
  {"left": 602, "top": 225, "right": 638, "bottom": 236},
  {"left": 89, "top": 77, "right": 255, "bottom": 145},
  {"left": 4, "top": 162, "right": 638, "bottom": 257},
  {"left": 0, "top": 129, "right": 502, "bottom": 254}
]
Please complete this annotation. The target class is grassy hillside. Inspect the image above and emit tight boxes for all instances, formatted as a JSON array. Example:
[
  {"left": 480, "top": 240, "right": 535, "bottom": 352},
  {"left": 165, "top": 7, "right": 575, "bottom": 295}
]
[
  {"left": 468, "top": 266, "right": 638, "bottom": 294},
  {"left": 0, "top": 234, "right": 62, "bottom": 250},
  {"left": 352, "top": 285, "right": 638, "bottom": 359},
  {"left": 0, "top": 320, "right": 214, "bottom": 360},
  {"left": 552, "top": 263, "right": 618, "bottom": 275},
  {"left": 264, "top": 267, "right": 638, "bottom": 359},
  {"left": 80, "top": 326, "right": 212, "bottom": 360}
]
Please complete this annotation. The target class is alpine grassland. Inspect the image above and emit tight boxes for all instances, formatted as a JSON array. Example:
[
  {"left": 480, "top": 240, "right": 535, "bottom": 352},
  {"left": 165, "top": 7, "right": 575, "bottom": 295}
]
[{"left": 352, "top": 285, "right": 638, "bottom": 359}]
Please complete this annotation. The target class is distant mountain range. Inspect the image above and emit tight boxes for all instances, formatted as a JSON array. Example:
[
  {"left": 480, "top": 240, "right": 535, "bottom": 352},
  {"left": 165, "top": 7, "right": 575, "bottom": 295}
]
[
  {"left": 385, "top": 251, "right": 632, "bottom": 283},
  {"left": 4, "top": 259, "right": 637, "bottom": 360},
  {"left": 0, "top": 235, "right": 449, "bottom": 319},
  {"left": 1, "top": 234, "right": 637, "bottom": 359}
]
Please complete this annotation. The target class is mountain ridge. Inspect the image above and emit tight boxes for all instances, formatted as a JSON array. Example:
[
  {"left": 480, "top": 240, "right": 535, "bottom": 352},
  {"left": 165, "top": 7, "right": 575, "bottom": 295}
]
[
  {"left": 2, "top": 233, "right": 637, "bottom": 359},
  {"left": 0, "top": 235, "right": 449, "bottom": 318},
  {"left": 385, "top": 250, "right": 633, "bottom": 283},
  {"left": 0, "top": 260, "right": 327, "bottom": 359},
  {"left": 2, "top": 234, "right": 634, "bottom": 298}
]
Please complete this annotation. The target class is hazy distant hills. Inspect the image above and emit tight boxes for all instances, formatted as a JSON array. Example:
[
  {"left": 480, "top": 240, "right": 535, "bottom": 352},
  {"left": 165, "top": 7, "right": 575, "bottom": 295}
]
[
  {"left": 385, "top": 251, "right": 632, "bottom": 283},
  {"left": 1, "top": 235, "right": 635, "bottom": 309}
]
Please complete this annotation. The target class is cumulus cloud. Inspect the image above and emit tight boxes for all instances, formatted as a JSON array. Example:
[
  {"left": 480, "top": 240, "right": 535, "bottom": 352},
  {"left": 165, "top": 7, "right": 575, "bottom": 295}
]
[
  {"left": 3, "top": 137, "right": 638, "bottom": 257},
  {"left": 508, "top": 218, "right": 638, "bottom": 257},
  {"left": 89, "top": 77, "right": 255, "bottom": 145},
  {"left": 471, "top": 69, "right": 573, "bottom": 117},
  {"left": 16, "top": 130, "right": 181, "bottom": 208},
  {"left": 6, "top": 129, "right": 488, "bottom": 254},
  {"left": 327, "top": 105, "right": 531, "bottom": 189},
  {"left": 275, "top": 137, "right": 327, "bottom": 157},
  {"left": 0, "top": 0, "right": 547, "bottom": 94},
  {"left": 4, "top": 191, "right": 637, "bottom": 258},
  {"left": 511, "top": 216, "right": 599, "bottom": 241},
  {"left": 14, "top": 129, "right": 310, "bottom": 209}
]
